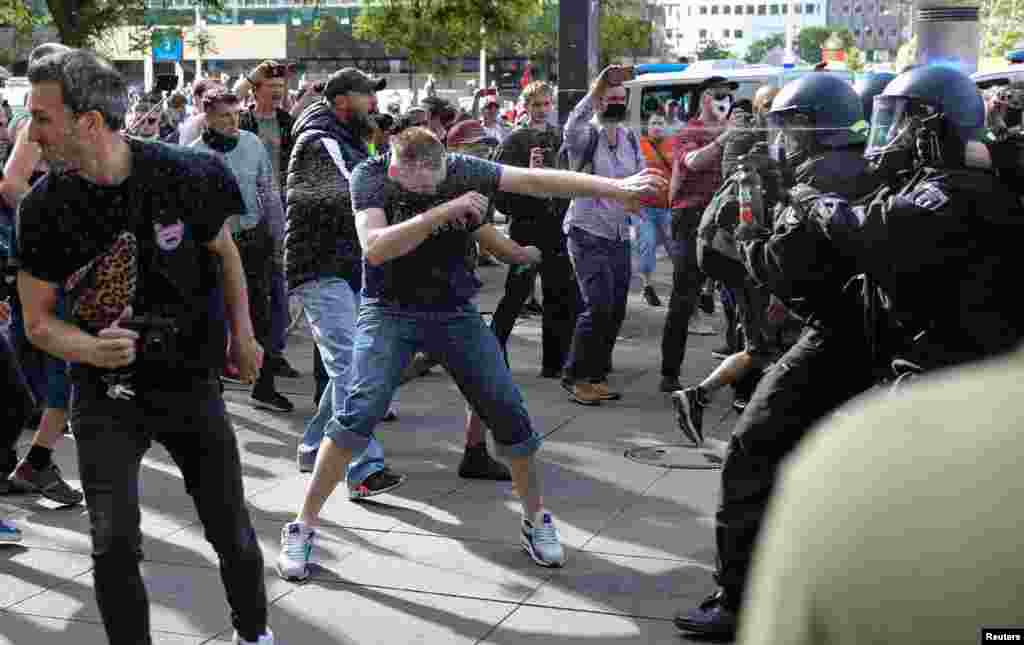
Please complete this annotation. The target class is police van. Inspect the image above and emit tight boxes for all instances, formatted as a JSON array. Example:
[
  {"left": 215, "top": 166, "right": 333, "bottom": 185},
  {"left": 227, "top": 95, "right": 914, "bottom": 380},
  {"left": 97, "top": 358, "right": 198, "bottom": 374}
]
[{"left": 623, "top": 60, "right": 854, "bottom": 131}]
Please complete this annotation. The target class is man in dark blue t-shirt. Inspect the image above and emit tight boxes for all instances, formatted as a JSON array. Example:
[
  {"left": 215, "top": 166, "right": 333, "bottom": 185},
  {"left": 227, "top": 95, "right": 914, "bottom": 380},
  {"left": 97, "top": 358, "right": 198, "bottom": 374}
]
[
  {"left": 15, "top": 50, "right": 273, "bottom": 645},
  {"left": 277, "top": 126, "right": 667, "bottom": 579}
]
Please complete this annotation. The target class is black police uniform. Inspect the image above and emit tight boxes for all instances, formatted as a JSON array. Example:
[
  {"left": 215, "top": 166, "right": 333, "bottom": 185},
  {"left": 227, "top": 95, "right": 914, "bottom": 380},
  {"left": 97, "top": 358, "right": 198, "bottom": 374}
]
[{"left": 712, "top": 144, "right": 885, "bottom": 614}]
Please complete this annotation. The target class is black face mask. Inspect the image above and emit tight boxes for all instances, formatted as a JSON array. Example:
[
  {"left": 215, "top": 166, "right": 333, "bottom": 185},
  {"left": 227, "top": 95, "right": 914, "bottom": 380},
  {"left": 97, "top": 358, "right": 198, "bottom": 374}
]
[
  {"left": 203, "top": 128, "right": 239, "bottom": 153},
  {"left": 602, "top": 103, "right": 627, "bottom": 122}
]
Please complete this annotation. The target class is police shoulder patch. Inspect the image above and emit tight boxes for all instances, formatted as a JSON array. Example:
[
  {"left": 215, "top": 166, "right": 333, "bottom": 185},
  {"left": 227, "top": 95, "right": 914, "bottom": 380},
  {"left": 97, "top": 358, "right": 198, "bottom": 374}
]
[{"left": 907, "top": 182, "right": 950, "bottom": 211}]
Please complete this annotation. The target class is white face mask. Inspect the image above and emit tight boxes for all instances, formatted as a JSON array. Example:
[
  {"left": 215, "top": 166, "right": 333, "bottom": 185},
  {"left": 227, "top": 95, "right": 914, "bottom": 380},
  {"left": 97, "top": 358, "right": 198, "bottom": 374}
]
[{"left": 710, "top": 96, "right": 732, "bottom": 121}]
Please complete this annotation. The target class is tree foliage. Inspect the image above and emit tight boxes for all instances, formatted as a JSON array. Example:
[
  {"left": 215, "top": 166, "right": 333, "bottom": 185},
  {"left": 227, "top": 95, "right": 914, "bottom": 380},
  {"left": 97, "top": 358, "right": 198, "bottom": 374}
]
[
  {"left": 797, "top": 25, "right": 854, "bottom": 65},
  {"left": 696, "top": 39, "right": 734, "bottom": 60},
  {"left": 354, "top": 0, "right": 538, "bottom": 75},
  {"left": 982, "top": 0, "right": 1024, "bottom": 57},
  {"left": 599, "top": 12, "right": 652, "bottom": 66},
  {"left": 744, "top": 33, "right": 785, "bottom": 64},
  {"left": 895, "top": 34, "right": 917, "bottom": 70},
  {"left": 38, "top": 1, "right": 224, "bottom": 49}
]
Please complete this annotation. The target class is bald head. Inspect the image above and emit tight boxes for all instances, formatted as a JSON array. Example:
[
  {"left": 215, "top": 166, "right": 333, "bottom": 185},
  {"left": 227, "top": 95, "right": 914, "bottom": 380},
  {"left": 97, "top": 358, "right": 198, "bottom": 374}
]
[{"left": 754, "top": 85, "right": 780, "bottom": 116}]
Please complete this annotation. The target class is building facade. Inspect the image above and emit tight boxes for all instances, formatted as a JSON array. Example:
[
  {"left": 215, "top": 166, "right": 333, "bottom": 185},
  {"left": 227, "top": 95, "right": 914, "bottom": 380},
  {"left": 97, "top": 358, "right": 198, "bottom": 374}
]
[
  {"left": 826, "top": 0, "right": 913, "bottom": 59},
  {"left": 656, "top": 0, "right": 827, "bottom": 59}
]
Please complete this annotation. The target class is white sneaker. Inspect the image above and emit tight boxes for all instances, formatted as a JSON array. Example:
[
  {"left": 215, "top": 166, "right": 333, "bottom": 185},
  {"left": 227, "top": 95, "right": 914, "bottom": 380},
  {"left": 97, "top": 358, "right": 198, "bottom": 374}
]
[
  {"left": 233, "top": 627, "right": 274, "bottom": 644},
  {"left": 277, "top": 521, "right": 315, "bottom": 581},
  {"left": 521, "top": 512, "right": 565, "bottom": 568}
]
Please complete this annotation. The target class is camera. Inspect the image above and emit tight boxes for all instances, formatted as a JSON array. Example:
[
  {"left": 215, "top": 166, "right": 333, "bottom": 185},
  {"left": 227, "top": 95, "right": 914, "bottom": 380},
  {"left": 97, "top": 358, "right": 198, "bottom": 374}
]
[
  {"left": 119, "top": 315, "right": 179, "bottom": 365},
  {"left": 155, "top": 74, "right": 178, "bottom": 93}
]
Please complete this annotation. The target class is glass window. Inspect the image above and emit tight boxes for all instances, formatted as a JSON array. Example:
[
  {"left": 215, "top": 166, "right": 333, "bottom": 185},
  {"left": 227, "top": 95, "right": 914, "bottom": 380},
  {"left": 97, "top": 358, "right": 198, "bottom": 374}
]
[
  {"left": 796, "top": 3, "right": 802, "bottom": 12},
  {"left": 724, "top": 5, "right": 731, "bottom": 13},
  {"left": 723, "top": 29, "right": 729, "bottom": 37},
  {"left": 666, "top": 29, "right": 675, "bottom": 38},
  {"left": 747, "top": 4, "right": 755, "bottom": 13},
  {"left": 757, "top": 4, "right": 766, "bottom": 14},
  {"left": 711, "top": 5, "right": 719, "bottom": 13},
  {"left": 735, "top": 29, "right": 744, "bottom": 38},
  {"left": 770, "top": 4, "right": 778, "bottom": 13},
  {"left": 782, "top": 4, "right": 788, "bottom": 13},
  {"left": 735, "top": 4, "right": 744, "bottom": 13},
  {"left": 806, "top": 3, "right": 815, "bottom": 12},
  {"left": 700, "top": 5, "right": 708, "bottom": 14},
  {"left": 699, "top": 28, "right": 708, "bottom": 38}
]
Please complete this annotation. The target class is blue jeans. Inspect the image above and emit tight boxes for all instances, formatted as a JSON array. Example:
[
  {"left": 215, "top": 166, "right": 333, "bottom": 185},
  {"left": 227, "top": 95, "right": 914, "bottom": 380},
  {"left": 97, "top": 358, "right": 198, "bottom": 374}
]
[
  {"left": 269, "top": 263, "right": 288, "bottom": 357},
  {"left": 295, "top": 277, "right": 384, "bottom": 486},
  {"left": 632, "top": 207, "right": 673, "bottom": 277},
  {"left": 565, "top": 227, "right": 632, "bottom": 382},
  {"left": 325, "top": 302, "right": 542, "bottom": 458}
]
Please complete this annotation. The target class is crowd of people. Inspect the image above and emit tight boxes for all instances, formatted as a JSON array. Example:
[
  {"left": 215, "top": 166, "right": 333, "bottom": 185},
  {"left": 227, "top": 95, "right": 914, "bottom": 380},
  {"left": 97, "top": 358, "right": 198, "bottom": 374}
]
[{"left": 2, "top": 42, "right": 1023, "bottom": 645}]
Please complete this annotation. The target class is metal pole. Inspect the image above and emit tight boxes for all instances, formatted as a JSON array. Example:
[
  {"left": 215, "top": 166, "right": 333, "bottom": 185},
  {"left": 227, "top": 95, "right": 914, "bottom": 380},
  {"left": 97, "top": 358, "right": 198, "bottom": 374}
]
[
  {"left": 558, "top": 0, "right": 600, "bottom": 126},
  {"left": 915, "top": 0, "right": 980, "bottom": 74}
]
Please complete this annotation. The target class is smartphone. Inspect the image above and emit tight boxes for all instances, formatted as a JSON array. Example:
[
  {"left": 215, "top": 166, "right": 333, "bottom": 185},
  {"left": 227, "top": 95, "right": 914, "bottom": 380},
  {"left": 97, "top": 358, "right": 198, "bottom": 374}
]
[{"left": 155, "top": 74, "right": 178, "bottom": 93}]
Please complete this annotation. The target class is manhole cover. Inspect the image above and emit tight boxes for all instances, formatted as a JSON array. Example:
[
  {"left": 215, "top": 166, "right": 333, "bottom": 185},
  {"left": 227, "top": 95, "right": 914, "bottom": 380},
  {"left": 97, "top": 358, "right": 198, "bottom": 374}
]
[{"left": 625, "top": 444, "right": 724, "bottom": 470}]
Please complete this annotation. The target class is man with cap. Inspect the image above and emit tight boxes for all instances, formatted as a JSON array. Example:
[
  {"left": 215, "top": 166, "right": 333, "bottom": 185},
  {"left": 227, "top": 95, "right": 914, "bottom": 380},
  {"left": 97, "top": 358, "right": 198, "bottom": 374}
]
[
  {"left": 659, "top": 75, "right": 743, "bottom": 393},
  {"left": 472, "top": 88, "right": 512, "bottom": 144},
  {"left": 285, "top": 68, "right": 406, "bottom": 500}
]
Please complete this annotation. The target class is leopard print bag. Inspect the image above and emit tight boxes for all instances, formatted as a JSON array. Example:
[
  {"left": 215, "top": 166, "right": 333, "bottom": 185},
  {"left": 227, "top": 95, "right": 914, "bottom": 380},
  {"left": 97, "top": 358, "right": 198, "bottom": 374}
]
[{"left": 64, "top": 231, "right": 139, "bottom": 330}]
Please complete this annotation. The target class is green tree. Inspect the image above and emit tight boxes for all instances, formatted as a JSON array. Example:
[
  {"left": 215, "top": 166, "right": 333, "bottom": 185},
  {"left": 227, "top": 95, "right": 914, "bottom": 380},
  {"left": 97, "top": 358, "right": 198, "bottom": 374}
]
[
  {"left": 895, "top": 34, "right": 917, "bottom": 70},
  {"left": 744, "top": 32, "right": 785, "bottom": 64},
  {"left": 599, "top": 12, "right": 652, "bottom": 66},
  {"left": 845, "top": 46, "right": 865, "bottom": 72},
  {"left": 696, "top": 39, "right": 734, "bottom": 60},
  {"left": 982, "top": 0, "right": 1024, "bottom": 57},
  {"left": 44, "top": 1, "right": 225, "bottom": 49},
  {"left": 797, "top": 25, "right": 854, "bottom": 65},
  {"left": 0, "top": 0, "right": 42, "bottom": 60},
  {"left": 355, "top": 0, "right": 538, "bottom": 77}
]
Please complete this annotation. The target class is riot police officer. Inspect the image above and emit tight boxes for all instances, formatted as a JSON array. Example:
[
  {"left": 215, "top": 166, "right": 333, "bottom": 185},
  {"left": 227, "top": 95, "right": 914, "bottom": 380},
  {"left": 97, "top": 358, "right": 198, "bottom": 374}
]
[
  {"left": 675, "top": 72, "right": 887, "bottom": 638},
  {"left": 853, "top": 71, "right": 896, "bottom": 123}
]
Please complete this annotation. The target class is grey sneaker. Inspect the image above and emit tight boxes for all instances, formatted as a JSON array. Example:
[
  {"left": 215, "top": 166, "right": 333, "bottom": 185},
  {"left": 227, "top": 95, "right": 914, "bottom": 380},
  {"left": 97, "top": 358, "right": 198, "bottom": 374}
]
[
  {"left": 277, "top": 521, "right": 315, "bottom": 581},
  {"left": 8, "top": 461, "right": 84, "bottom": 506}
]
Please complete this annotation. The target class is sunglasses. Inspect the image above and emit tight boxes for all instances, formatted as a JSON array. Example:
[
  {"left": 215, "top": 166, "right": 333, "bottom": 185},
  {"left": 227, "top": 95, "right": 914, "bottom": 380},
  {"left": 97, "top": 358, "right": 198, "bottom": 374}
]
[{"left": 711, "top": 92, "right": 733, "bottom": 101}]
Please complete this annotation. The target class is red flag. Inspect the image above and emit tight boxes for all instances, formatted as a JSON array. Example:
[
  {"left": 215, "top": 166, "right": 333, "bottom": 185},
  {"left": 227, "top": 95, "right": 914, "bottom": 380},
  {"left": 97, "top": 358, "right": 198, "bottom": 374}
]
[{"left": 520, "top": 66, "right": 533, "bottom": 89}]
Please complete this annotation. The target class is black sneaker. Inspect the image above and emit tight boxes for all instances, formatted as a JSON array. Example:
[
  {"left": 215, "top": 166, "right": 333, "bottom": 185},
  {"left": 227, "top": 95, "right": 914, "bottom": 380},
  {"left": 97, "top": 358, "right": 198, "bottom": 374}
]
[
  {"left": 642, "top": 285, "right": 662, "bottom": 307},
  {"left": 458, "top": 444, "right": 512, "bottom": 481},
  {"left": 8, "top": 461, "right": 84, "bottom": 506},
  {"left": 349, "top": 467, "right": 407, "bottom": 501},
  {"left": 671, "top": 387, "right": 705, "bottom": 446},
  {"left": 269, "top": 355, "right": 302, "bottom": 379},
  {"left": 674, "top": 590, "right": 738, "bottom": 637},
  {"left": 252, "top": 390, "right": 295, "bottom": 413}
]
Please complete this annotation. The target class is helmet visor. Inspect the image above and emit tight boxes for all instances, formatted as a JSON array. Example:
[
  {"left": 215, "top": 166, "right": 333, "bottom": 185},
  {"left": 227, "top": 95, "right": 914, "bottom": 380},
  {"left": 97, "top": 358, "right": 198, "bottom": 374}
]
[
  {"left": 866, "top": 95, "right": 938, "bottom": 157},
  {"left": 765, "top": 108, "right": 813, "bottom": 157}
]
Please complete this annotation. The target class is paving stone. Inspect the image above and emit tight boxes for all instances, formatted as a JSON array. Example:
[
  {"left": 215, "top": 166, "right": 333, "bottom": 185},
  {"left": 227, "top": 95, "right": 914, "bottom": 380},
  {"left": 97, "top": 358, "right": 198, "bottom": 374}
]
[{"left": 479, "top": 606, "right": 682, "bottom": 644}]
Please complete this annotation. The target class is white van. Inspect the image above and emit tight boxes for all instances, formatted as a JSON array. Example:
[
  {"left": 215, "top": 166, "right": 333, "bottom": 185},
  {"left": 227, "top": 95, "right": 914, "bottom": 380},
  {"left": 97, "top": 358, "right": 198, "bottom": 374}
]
[
  {"left": 972, "top": 67, "right": 1024, "bottom": 89},
  {"left": 624, "top": 61, "right": 854, "bottom": 132}
]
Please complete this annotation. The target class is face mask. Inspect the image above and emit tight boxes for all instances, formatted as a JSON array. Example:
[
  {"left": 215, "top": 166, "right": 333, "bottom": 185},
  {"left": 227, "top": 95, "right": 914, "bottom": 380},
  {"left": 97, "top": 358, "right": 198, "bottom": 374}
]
[
  {"left": 710, "top": 96, "right": 732, "bottom": 121},
  {"left": 602, "top": 103, "right": 627, "bottom": 122},
  {"left": 202, "top": 127, "right": 239, "bottom": 153}
]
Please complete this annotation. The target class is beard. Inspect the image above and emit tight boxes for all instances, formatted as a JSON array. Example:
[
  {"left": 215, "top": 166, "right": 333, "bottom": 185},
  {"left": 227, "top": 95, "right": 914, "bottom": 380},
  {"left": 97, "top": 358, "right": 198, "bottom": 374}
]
[{"left": 346, "top": 109, "right": 373, "bottom": 141}]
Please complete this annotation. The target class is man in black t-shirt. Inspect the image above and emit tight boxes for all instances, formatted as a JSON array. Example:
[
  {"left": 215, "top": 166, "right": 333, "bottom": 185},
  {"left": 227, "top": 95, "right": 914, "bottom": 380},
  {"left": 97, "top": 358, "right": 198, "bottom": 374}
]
[
  {"left": 276, "top": 126, "right": 666, "bottom": 581},
  {"left": 16, "top": 49, "right": 273, "bottom": 645}
]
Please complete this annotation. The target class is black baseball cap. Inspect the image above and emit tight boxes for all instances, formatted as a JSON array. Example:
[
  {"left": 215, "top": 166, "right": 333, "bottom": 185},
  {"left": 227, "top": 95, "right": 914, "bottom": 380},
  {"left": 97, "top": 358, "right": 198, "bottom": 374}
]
[
  {"left": 323, "top": 68, "right": 387, "bottom": 101},
  {"left": 697, "top": 76, "right": 740, "bottom": 94}
]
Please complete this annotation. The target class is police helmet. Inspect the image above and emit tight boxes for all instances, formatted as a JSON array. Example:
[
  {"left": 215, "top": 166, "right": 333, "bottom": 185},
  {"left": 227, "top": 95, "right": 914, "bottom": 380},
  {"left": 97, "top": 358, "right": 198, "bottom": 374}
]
[
  {"left": 766, "top": 74, "right": 866, "bottom": 158},
  {"left": 853, "top": 72, "right": 896, "bottom": 122},
  {"left": 865, "top": 65, "right": 984, "bottom": 167}
]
